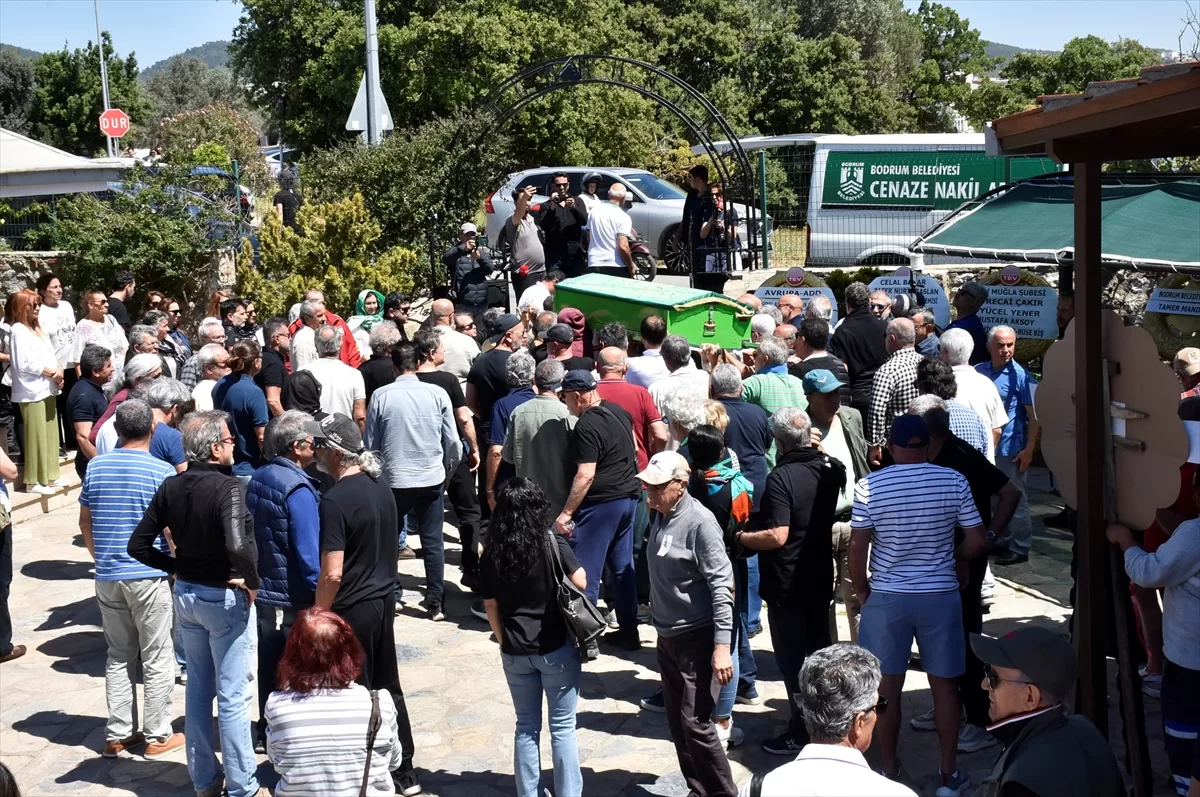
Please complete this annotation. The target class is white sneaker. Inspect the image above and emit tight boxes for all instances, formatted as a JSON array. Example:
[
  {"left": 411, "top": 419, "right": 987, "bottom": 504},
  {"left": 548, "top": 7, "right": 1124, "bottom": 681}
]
[
  {"left": 30, "top": 484, "right": 57, "bottom": 496},
  {"left": 957, "top": 722, "right": 998, "bottom": 752},
  {"left": 715, "top": 720, "right": 744, "bottom": 749},
  {"left": 910, "top": 707, "right": 936, "bottom": 731}
]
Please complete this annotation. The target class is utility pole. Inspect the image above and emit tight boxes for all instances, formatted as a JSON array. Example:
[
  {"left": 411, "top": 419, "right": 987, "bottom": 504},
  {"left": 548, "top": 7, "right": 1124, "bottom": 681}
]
[
  {"left": 364, "top": 0, "right": 381, "bottom": 145},
  {"left": 94, "top": 0, "right": 114, "bottom": 158}
]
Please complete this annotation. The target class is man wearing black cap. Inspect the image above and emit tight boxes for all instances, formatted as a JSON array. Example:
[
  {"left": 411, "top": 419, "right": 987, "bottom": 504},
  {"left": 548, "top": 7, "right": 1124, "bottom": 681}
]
[
  {"left": 970, "top": 626, "right": 1124, "bottom": 797},
  {"left": 849, "top": 413, "right": 990, "bottom": 796},
  {"left": 545, "top": 323, "right": 595, "bottom": 373},
  {"left": 310, "top": 413, "right": 421, "bottom": 797},
  {"left": 557, "top": 369, "right": 642, "bottom": 652},
  {"left": 467, "top": 313, "right": 524, "bottom": 518}
]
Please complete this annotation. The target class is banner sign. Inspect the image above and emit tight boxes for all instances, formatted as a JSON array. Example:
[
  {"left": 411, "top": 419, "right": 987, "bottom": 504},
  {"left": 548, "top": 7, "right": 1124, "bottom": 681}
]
[
  {"left": 977, "top": 285, "right": 1058, "bottom": 340},
  {"left": 822, "top": 151, "right": 1059, "bottom": 210},
  {"left": 1145, "top": 288, "right": 1200, "bottom": 317},
  {"left": 755, "top": 286, "right": 839, "bottom": 326},
  {"left": 868, "top": 274, "right": 950, "bottom": 327}
]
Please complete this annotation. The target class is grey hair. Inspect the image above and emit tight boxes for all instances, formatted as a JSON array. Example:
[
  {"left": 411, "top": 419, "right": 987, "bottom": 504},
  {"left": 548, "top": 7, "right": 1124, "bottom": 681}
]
[
  {"left": 142, "top": 309, "right": 167, "bottom": 328},
  {"left": 108, "top": 352, "right": 164, "bottom": 398},
  {"left": 710, "top": 363, "right": 744, "bottom": 398},
  {"left": 771, "top": 406, "right": 813, "bottom": 451},
  {"left": 299, "top": 300, "right": 320, "bottom": 322},
  {"left": 596, "top": 321, "right": 629, "bottom": 351},
  {"left": 908, "top": 394, "right": 950, "bottom": 439},
  {"left": 197, "top": 317, "right": 224, "bottom": 344},
  {"left": 844, "top": 282, "right": 870, "bottom": 310},
  {"left": 664, "top": 393, "right": 706, "bottom": 433},
  {"left": 750, "top": 313, "right": 776, "bottom": 340},
  {"left": 775, "top": 324, "right": 797, "bottom": 344},
  {"left": 660, "top": 334, "right": 692, "bottom": 371},
  {"left": 757, "top": 336, "right": 789, "bottom": 367},
  {"left": 939, "top": 328, "right": 974, "bottom": 366},
  {"left": 129, "top": 324, "right": 157, "bottom": 349},
  {"left": 806, "top": 295, "right": 833, "bottom": 322},
  {"left": 913, "top": 306, "right": 936, "bottom": 326},
  {"left": 886, "top": 318, "right": 916, "bottom": 348},
  {"left": 113, "top": 398, "right": 154, "bottom": 441},
  {"left": 264, "top": 410, "right": 314, "bottom": 459},
  {"left": 762, "top": 305, "right": 783, "bottom": 325},
  {"left": 142, "top": 377, "right": 191, "bottom": 412},
  {"left": 505, "top": 350, "right": 536, "bottom": 388},
  {"left": 341, "top": 449, "right": 383, "bottom": 480},
  {"left": 535, "top": 358, "right": 565, "bottom": 390},
  {"left": 534, "top": 311, "right": 557, "bottom": 337},
  {"left": 369, "top": 321, "right": 401, "bottom": 355},
  {"left": 315, "top": 325, "right": 342, "bottom": 357},
  {"left": 988, "top": 324, "right": 1015, "bottom": 343},
  {"left": 183, "top": 410, "right": 231, "bottom": 463},
  {"left": 197, "top": 343, "right": 228, "bottom": 368},
  {"left": 799, "top": 644, "right": 882, "bottom": 743},
  {"left": 596, "top": 347, "right": 626, "bottom": 372}
]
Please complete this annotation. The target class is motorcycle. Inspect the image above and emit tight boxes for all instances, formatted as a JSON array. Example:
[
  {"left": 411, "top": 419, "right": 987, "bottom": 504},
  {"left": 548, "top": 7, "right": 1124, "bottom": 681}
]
[{"left": 630, "top": 226, "right": 658, "bottom": 282}]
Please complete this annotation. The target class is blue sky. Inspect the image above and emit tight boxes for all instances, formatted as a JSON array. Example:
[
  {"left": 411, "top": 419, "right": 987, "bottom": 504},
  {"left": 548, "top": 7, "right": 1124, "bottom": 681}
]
[{"left": 0, "top": 0, "right": 1193, "bottom": 66}]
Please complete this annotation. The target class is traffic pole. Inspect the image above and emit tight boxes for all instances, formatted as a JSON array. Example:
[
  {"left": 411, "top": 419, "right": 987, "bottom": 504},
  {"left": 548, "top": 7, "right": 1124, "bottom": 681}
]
[
  {"left": 94, "top": 0, "right": 114, "bottom": 158},
  {"left": 758, "top": 150, "right": 770, "bottom": 272},
  {"left": 364, "top": 0, "right": 381, "bottom": 146}
]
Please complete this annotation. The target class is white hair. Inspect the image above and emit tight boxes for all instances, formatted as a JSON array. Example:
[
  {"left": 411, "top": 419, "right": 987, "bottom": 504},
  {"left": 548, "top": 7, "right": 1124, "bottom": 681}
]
[
  {"left": 806, "top": 296, "right": 833, "bottom": 322},
  {"left": 989, "top": 325, "right": 1016, "bottom": 343},
  {"left": 608, "top": 183, "right": 627, "bottom": 201},
  {"left": 939, "top": 328, "right": 974, "bottom": 366},
  {"left": 772, "top": 406, "right": 812, "bottom": 451},
  {"left": 664, "top": 392, "right": 706, "bottom": 433},
  {"left": 750, "top": 313, "right": 776, "bottom": 340},
  {"left": 197, "top": 317, "right": 224, "bottom": 344}
]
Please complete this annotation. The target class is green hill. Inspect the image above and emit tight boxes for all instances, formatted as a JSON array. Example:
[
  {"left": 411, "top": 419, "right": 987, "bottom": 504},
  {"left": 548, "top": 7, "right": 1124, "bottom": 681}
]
[
  {"left": 0, "top": 43, "right": 41, "bottom": 61},
  {"left": 984, "top": 41, "right": 1056, "bottom": 62},
  {"left": 140, "top": 40, "right": 230, "bottom": 81}
]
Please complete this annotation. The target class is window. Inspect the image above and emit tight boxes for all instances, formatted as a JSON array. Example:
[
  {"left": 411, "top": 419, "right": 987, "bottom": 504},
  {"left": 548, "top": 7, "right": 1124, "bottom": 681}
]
[{"left": 619, "top": 172, "right": 688, "bottom": 200}]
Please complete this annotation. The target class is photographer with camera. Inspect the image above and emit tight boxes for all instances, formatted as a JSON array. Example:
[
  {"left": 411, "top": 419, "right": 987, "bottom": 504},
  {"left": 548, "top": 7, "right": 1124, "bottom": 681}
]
[
  {"left": 538, "top": 172, "right": 589, "bottom": 280},
  {"left": 697, "top": 181, "right": 739, "bottom": 294},
  {"left": 445, "top": 222, "right": 495, "bottom": 324},
  {"left": 502, "top": 185, "right": 547, "bottom": 299}
]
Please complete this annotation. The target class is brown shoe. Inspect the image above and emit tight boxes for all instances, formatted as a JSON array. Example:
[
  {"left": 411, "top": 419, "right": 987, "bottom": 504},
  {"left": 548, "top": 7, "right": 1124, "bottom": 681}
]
[
  {"left": 398, "top": 546, "right": 417, "bottom": 560},
  {"left": 102, "top": 732, "right": 146, "bottom": 758},
  {"left": 144, "top": 732, "right": 185, "bottom": 759},
  {"left": 0, "top": 644, "right": 26, "bottom": 663}
]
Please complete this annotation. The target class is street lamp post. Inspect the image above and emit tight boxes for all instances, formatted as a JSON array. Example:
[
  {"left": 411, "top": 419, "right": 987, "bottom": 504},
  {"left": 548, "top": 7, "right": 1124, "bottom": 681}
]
[{"left": 94, "top": 0, "right": 114, "bottom": 158}]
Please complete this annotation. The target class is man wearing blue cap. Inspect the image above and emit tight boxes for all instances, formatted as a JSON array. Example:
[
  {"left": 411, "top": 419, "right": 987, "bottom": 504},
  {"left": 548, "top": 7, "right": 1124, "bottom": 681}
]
[
  {"left": 802, "top": 368, "right": 869, "bottom": 643},
  {"left": 848, "top": 413, "right": 991, "bottom": 797}
]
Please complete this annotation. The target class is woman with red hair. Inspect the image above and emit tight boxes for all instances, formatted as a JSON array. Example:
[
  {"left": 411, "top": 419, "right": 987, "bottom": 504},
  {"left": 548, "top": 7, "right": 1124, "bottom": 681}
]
[
  {"left": 265, "top": 607, "right": 405, "bottom": 795},
  {"left": 9, "top": 290, "right": 63, "bottom": 494}
]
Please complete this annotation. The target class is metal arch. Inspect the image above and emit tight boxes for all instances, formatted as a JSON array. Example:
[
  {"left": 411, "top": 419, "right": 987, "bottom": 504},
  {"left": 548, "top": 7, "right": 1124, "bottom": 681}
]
[{"left": 443, "top": 54, "right": 761, "bottom": 269}]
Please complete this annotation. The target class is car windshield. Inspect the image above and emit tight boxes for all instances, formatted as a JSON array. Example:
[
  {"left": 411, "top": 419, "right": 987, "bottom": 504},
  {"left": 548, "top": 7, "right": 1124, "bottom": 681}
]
[{"left": 620, "top": 172, "right": 687, "bottom": 200}]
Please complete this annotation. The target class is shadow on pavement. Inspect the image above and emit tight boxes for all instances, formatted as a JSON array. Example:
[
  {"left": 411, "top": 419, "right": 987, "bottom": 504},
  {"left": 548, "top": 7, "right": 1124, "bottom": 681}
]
[
  {"left": 38, "top": 629, "right": 106, "bottom": 677},
  {"left": 35, "top": 596, "right": 101, "bottom": 632},
  {"left": 21, "top": 559, "right": 94, "bottom": 581}
]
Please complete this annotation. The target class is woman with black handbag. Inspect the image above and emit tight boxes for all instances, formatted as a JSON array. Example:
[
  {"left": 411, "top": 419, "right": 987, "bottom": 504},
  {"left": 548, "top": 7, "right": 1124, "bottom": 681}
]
[{"left": 481, "top": 478, "right": 587, "bottom": 797}]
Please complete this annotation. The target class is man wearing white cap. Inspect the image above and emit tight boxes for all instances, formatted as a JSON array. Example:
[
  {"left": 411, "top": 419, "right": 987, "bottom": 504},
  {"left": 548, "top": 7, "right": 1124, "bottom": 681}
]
[{"left": 444, "top": 222, "right": 494, "bottom": 323}]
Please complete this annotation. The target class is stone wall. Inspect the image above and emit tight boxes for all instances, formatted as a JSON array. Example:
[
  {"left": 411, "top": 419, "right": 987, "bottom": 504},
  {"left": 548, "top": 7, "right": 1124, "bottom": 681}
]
[{"left": 0, "top": 251, "right": 64, "bottom": 298}]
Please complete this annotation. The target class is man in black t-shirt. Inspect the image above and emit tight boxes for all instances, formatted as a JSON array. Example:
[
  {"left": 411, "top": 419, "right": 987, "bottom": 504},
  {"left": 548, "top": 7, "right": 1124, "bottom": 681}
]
[
  {"left": 556, "top": 370, "right": 641, "bottom": 651},
  {"left": 789, "top": 317, "right": 852, "bottom": 407},
  {"left": 108, "top": 271, "right": 136, "bottom": 332},
  {"left": 310, "top": 413, "right": 420, "bottom": 795},
  {"left": 273, "top": 181, "right": 301, "bottom": 231},
  {"left": 910, "top": 395, "right": 1020, "bottom": 746},
  {"left": 544, "top": 324, "right": 595, "bottom": 373},
  {"left": 466, "top": 313, "right": 523, "bottom": 518},
  {"left": 256, "top": 316, "right": 291, "bottom": 417},
  {"left": 67, "top": 343, "right": 115, "bottom": 479}
]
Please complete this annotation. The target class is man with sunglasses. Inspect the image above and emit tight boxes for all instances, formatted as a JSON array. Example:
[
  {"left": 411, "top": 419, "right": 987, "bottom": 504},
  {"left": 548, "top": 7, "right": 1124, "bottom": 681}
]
[
  {"left": 970, "top": 626, "right": 1124, "bottom": 797},
  {"left": 913, "top": 306, "right": 941, "bottom": 358},
  {"left": 869, "top": 290, "right": 893, "bottom": 321},
  {"left": 538, "top": 172, "right": 589, "bottom": 279}
]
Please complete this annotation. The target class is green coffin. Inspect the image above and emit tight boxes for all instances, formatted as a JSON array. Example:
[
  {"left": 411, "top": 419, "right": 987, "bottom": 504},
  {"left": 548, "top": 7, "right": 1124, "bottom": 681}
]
[{"left": 553, "top": 273, "right": 753, "bottom": 349}]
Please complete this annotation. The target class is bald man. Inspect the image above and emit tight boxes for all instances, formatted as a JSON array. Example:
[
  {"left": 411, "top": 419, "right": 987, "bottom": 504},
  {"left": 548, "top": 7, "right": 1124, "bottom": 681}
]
[
  {"left": 776, "top": 293, "right": 803, "bottom": 323},
  {"left": 738, "top": 293, "right": 764, "bottom": 312},
  {"left": 867, "top": 317, "right": 923, "bottom": 465},
  {"left": 431, "top": 297, "right": 481, "bottom": 386},
  {"left": 775, "top": 324, "right": 800, "bottom": 365}
]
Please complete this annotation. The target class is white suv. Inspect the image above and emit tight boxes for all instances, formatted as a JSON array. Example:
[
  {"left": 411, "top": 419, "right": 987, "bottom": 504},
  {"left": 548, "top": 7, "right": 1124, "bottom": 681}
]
[{"left": 483, "top": 167, "right": 763, "bottom": 273}]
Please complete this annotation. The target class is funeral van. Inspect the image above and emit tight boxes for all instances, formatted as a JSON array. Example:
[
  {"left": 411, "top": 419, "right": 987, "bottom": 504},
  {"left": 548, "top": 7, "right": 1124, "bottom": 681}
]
[{"left": 701, "top": 133, "right": 1061, "bottom": 268}]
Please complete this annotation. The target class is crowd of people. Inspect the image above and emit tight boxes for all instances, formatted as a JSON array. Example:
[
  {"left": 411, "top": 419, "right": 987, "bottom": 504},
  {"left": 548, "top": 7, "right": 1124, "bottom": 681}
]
[{"left": 0, "top": 268, "right": 1196, "bottom": 797}]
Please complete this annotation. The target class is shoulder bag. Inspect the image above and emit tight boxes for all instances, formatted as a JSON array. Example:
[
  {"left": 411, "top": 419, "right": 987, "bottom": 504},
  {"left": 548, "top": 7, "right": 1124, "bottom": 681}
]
[
  {"left": 359, "top": 689, "right": 383, "bottom": 797},
  {"left": 541, "top": 530, "right": 606, "bottom": 659}
]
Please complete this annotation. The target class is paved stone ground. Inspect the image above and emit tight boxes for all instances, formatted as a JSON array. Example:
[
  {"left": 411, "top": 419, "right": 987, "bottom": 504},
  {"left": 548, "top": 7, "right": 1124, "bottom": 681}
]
[{"left": 0, "top": 468, "right": 1175, "bottom": 796}]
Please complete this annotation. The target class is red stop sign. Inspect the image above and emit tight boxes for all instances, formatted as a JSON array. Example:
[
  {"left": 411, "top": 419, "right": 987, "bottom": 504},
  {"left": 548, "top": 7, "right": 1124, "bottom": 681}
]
[{"left": 99, "top": 108, "right": 131, "bottom": 138}]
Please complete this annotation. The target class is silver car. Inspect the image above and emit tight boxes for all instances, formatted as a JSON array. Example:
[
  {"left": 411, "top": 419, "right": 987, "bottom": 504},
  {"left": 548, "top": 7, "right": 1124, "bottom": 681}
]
[{"left": 483, "top": 166, "right": 764, "bottom": 273}]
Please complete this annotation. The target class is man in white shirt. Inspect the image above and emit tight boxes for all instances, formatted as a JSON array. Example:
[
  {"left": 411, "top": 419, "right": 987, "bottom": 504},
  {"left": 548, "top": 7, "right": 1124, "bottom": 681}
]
[
  {"left": 190, "top": 344, "right": 230, "bottom": 412},
  {"left": 516, "top": 269, "right": 564, "bottom": 315},
  {"left": 301, "top": 326, "right": 366, "bottom": 431},
  {"left": 427, "top": 299, "right": 479, "bottom": 387},
  {"left": 585, "top": 183, "right": 635, "bottom": 278},
  {"left": 739, "top": 644, "right": 916, "bottom": 797},
  {"left": 291, "top": 300, "right": 325, "bottom": 373},
  {"left": 626, "top": 315, "right": 670, "bottom": 389},
  {"left": 648, "top": 334, "right": 709, "bottom": 417},
  {"left": 940, "top": 328, "right": 1007, "bottom": 461}
]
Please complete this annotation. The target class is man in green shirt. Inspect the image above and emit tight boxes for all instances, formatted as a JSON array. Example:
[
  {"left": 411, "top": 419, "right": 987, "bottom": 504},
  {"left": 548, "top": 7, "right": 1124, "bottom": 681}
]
[
  {"left": 501, "top": 358, "right": 575, "bottom": 516},
  {"left": 742, "top": 336, "right": 807, "bottom": 466}
]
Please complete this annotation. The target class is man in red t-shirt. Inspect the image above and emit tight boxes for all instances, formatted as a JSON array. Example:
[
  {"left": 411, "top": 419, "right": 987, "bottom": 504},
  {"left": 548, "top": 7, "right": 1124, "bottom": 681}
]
[
  {"left": 594, "top": 347, "right": 668, "bottom": 470},
  {"left": 287, "top": 289, "right": 361, "bottom": 368}
]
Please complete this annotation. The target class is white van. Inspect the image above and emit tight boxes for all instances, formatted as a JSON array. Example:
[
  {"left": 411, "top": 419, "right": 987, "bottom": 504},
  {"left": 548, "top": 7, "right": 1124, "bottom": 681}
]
[{"left": 700, "top": 133, "right": 1060, "bottom": 267}]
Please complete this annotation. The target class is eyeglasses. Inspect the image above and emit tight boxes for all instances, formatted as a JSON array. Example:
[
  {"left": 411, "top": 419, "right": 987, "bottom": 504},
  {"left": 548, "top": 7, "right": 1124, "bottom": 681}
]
[
  {"left": 457, "top": 322, "right": 476, "bottom": 331},
  {"left": 868, "top": 696, "right": 888, "bottom": 714},
  {"left": 870, "top": 303, "right": 890, "bottom": 311},
  {"left": 985, "top": 665, "right": 1033, "bottom": 691},
  {"left": 218, "top": 436, "right": 237, "bottom": 447},
  {"left": 167, "top": 308, "right": 181, "bottom": 315}
]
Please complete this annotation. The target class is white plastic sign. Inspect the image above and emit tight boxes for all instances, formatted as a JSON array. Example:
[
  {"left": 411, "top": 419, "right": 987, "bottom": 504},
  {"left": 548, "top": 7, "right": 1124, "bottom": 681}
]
[
  {"left": 1145, "top": 288, "right": 1200, "bottom": 317},
  {"left": 868, "top": 274, "right": 950, "bottom": 327},
  {"left": 755, "top": 286, "right": 839, "bottom": 326},
  {"left": 976, "top": 285, "right": 1058, "bottom": 340}
]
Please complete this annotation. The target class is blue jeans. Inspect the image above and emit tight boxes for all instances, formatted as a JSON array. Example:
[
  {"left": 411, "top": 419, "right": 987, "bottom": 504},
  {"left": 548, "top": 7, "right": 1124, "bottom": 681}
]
[
  {"left": 501, "top": 642, "right": 583, "bottom": 797},
  {"left": 392, "top": 486, "right": 445, "bottom": 605},
  {"left": 570, "top": 496, "right": 637, "bottom": 632},
  {"left": 745, "top": 554, "right": 762, "bottom": 632},
  {"left": 715, "top": 559, "right": 757, "bottom": 718},
  {"left": 173, "top": 581, "right": 258, "bottom": 797}
]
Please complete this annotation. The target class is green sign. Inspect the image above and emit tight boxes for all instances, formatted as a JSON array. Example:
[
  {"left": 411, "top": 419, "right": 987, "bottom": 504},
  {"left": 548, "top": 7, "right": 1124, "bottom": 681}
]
[{"left": 822, "top": 151, "right": 1058, "bottom": 210}]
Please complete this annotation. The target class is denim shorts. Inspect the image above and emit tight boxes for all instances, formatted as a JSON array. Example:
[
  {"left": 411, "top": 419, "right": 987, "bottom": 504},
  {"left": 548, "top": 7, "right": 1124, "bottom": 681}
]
[{"left": 859, "top": 590, "right": 964, "bottom": 678}]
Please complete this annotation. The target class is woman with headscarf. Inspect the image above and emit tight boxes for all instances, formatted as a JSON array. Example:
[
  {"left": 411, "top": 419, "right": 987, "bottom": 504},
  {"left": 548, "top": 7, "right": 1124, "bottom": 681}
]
[
  {"left": 556, "top": 307, "right": 587, "bottom": 359},
  {"left": 347, "top": 289, "right": 385, "bottom": 362}
]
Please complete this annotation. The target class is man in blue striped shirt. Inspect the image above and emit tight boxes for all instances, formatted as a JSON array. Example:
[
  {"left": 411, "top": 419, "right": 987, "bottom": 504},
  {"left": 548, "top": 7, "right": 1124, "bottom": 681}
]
[{"left": 79, "top": 399, "right": 182, "bottom": 760}]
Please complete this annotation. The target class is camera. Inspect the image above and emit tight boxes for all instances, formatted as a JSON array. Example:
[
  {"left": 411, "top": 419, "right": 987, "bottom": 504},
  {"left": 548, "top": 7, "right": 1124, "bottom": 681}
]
[{"left": 476, "top": 235, "right": 489, "bottom": 248}]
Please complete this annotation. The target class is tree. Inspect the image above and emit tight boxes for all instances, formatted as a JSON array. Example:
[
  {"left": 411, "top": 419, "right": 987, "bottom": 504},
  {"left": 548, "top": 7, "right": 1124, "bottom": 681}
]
[
  {"left": 157, "top": 104, "right": 270, "bottom": 193},
  {"left": 0, "top": 48, "right": 34, "bottom": 133},
  {"left": 27, "top": 32, "right": 150, "bottom": 156},
  {"left": 906, "top": 0, "right": 997, "bottom": 132},
  {"left": 143, "top": 56, "right": 246, "bottom": 119}
]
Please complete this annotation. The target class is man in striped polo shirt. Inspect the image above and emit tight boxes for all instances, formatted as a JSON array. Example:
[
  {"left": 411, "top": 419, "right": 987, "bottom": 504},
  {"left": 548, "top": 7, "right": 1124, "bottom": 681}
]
[
  {"left": 79, "top": 399, "right": 182, "bottom": 760},
  {"left": 848, "top": 414, "right": 990, "bottom": 797}
]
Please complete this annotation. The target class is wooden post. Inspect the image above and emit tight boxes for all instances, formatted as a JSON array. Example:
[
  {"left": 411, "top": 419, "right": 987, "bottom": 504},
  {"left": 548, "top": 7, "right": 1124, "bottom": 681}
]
[{"left": 1072, "top": 160, "right": 1107, "bottom": 729}]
